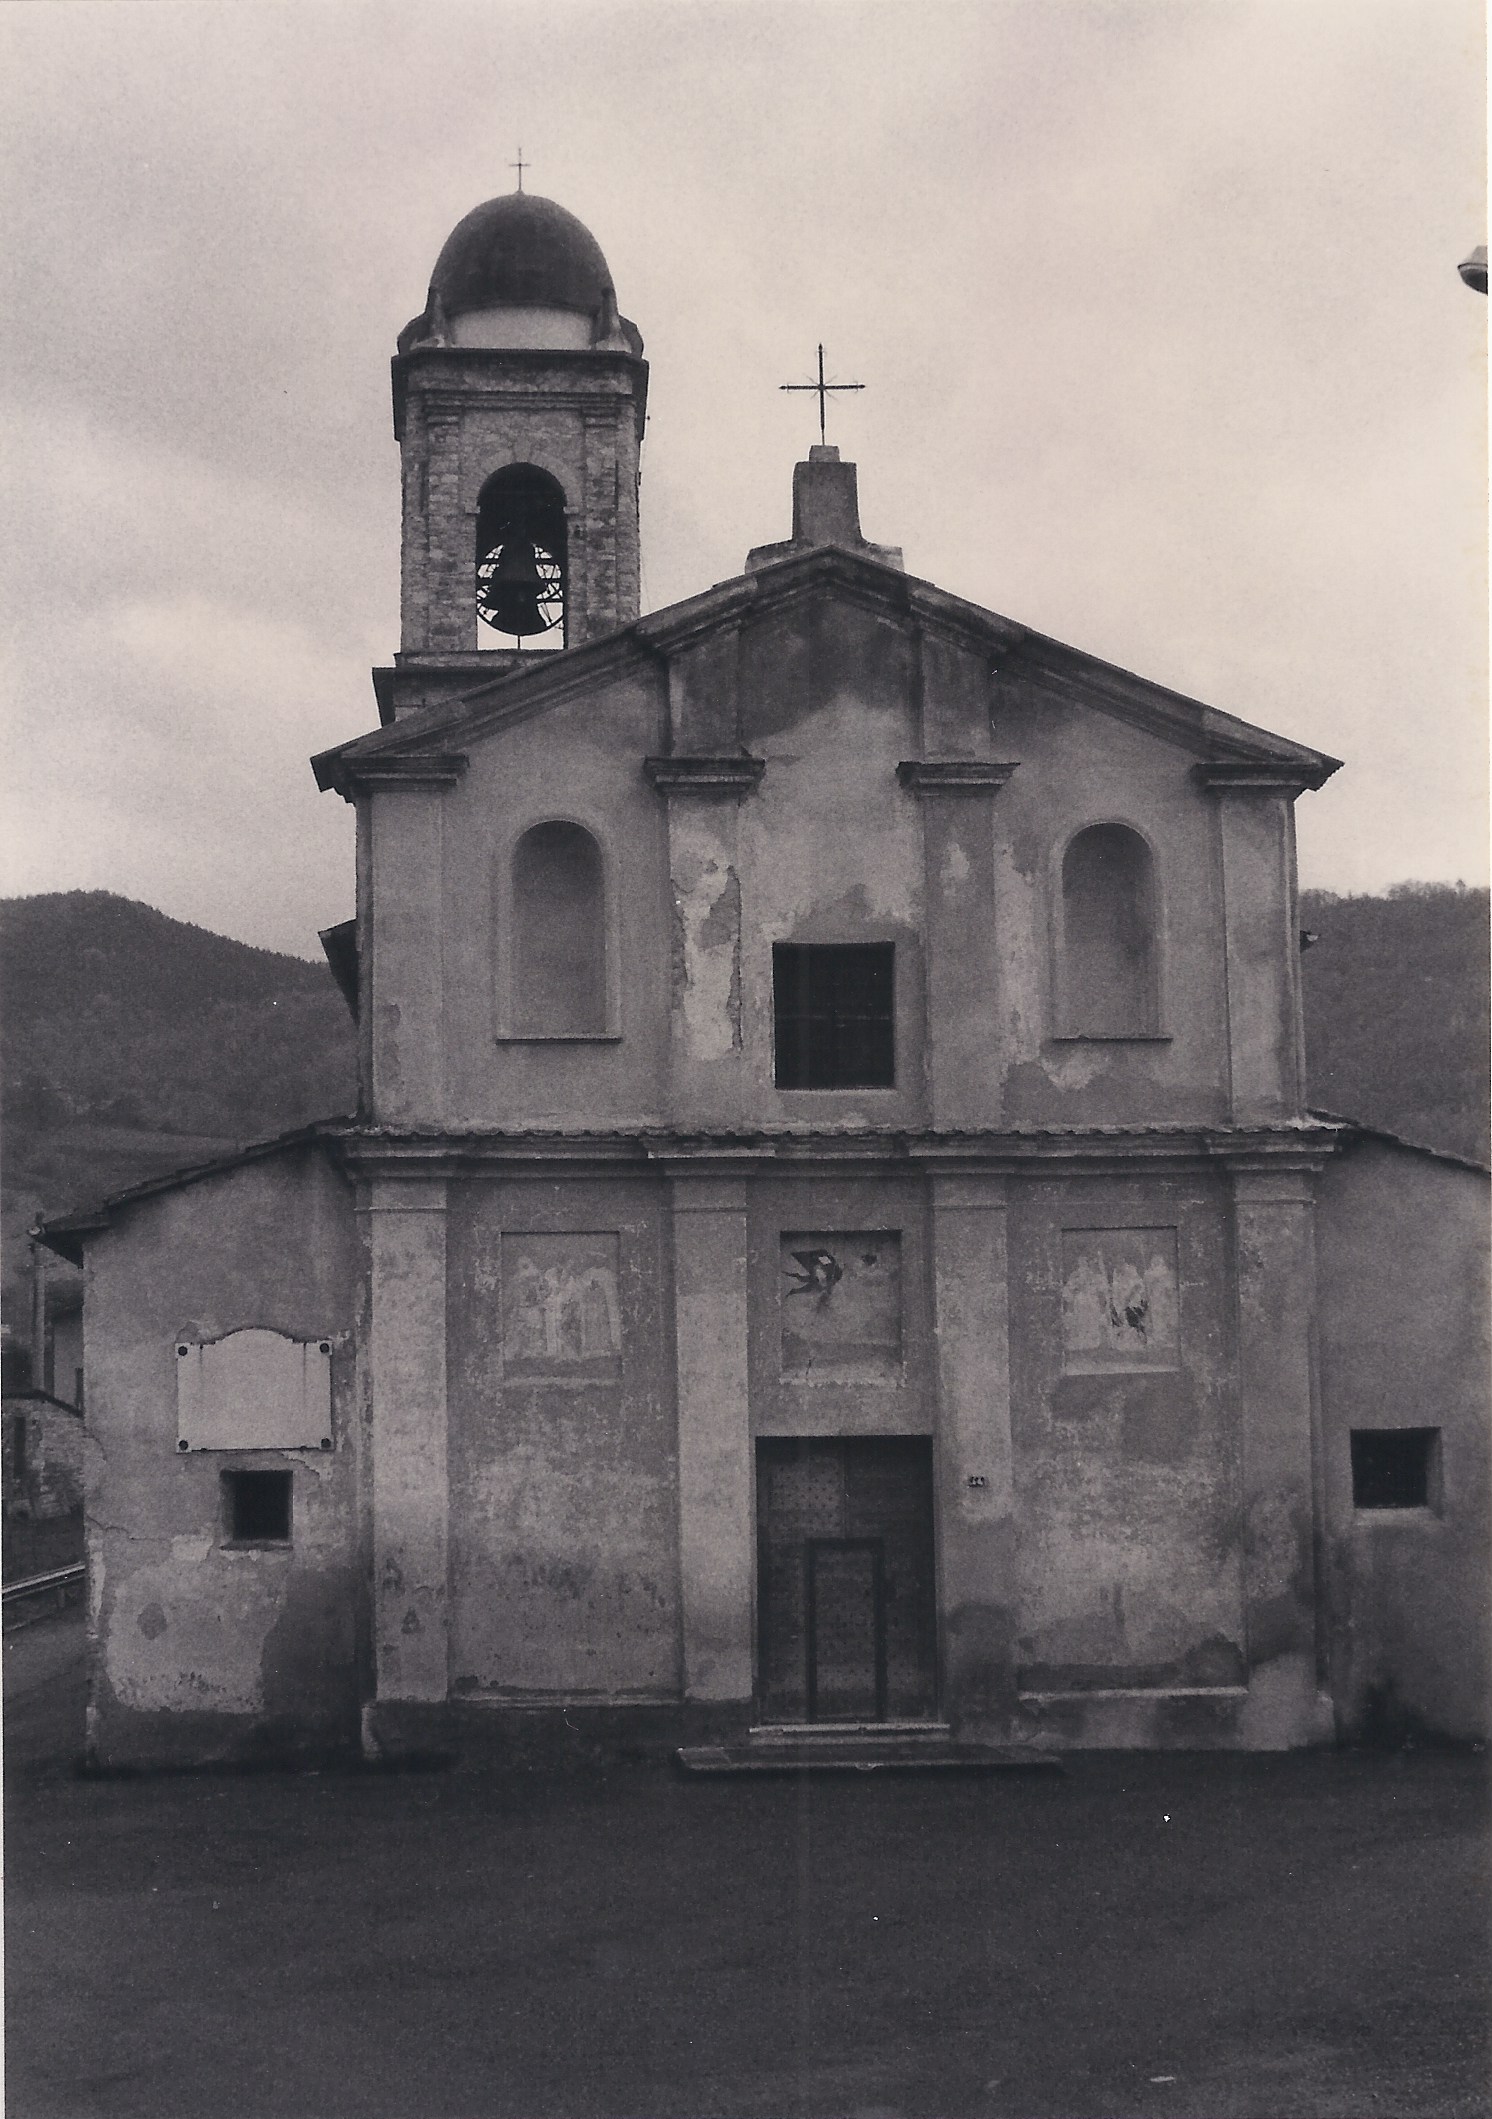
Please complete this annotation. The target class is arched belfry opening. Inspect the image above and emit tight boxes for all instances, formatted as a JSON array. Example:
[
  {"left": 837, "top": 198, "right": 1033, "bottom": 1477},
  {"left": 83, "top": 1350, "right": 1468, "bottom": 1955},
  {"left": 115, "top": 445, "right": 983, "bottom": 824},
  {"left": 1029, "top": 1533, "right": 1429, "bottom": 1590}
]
[{"left": 475, "top": 465, "right": 569, "bottom": 651}]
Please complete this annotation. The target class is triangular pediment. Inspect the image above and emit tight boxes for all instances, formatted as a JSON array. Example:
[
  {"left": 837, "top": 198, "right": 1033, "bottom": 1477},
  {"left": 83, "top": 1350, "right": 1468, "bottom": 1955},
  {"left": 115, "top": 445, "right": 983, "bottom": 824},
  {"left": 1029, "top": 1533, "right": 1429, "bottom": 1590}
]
[{"left": 313, "top": 543, "right": 1339, "bottom": 797}]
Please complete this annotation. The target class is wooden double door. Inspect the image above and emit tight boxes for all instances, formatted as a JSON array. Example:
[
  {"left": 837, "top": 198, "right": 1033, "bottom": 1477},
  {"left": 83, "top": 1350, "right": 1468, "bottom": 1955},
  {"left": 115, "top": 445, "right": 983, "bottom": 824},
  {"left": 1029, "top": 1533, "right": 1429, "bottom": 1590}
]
[{"left": 756, "top": 1437, "right": 937, "bottom": 1723}]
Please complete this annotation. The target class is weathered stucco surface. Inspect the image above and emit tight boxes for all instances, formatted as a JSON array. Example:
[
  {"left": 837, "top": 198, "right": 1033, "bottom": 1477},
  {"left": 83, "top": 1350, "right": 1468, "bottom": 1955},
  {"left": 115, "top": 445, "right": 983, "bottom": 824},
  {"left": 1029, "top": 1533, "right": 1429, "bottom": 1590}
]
[
  {"left": 445, "top": 1173, "right": 679, "bottom": 1700},
  {"left": 84, "top": 1147, "right": 360, "bottom": 1766},
  {"left": 70, "top": 497, "right": 1484, "bottom": 1766},
  {"left": 362, "top": 580, "right": 1312, "bottom": 1146},
  {"left": 1317, "top": 1138, "right": 1491, "bottom": 1741},
  {"left": 739, "top": 609, "right": 926, "bottom": 1129},
  {"left": 1010, "top": 1179, "right": 1246, "bottom": 1701},
  {"left": 437, "top": 670, "right": 670, "bottom": 1127}
]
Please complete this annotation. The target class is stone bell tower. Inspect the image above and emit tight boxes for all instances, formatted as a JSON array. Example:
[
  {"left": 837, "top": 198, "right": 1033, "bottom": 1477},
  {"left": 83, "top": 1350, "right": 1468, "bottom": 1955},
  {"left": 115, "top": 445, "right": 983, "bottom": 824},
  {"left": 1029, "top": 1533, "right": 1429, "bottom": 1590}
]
[{"left": 387, "top": 189, "right": 648, "bottom": 714}]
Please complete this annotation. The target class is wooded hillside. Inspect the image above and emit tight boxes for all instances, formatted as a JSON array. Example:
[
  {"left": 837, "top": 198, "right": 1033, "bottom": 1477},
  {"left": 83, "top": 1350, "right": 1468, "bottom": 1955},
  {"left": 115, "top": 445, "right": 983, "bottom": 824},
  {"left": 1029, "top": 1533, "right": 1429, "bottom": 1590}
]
[
  {"left": 1299, "top": 883, "right": 1489, "bottom": 1167},
  {"left": 1, "top": 893, "right": 355, "bottom": 1315}
]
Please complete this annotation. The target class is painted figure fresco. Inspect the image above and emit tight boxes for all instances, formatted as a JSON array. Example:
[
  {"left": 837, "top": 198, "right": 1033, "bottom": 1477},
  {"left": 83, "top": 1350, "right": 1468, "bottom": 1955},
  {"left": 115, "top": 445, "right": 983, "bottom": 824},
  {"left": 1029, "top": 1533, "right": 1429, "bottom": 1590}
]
[
  {"left": 502, "top": 1234, "right": 622, "bottom": 1381},
  {"left": 781, "top": 1232, "right": 902, "bottom": 1382},
  {"left": 1061, "top": 1228, "right": 1180, "bottom": 1369}
]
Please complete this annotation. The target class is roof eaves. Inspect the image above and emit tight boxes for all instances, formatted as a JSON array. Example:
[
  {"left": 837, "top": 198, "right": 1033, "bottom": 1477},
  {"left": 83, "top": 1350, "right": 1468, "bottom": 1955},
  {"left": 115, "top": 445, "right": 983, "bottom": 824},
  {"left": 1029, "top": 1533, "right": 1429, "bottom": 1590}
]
[
  {"left": 1309, "top": 1109, "right": 1491, "bottom": 1175},
  {"left": 312, "top": 631, "right": 651, "bottom": 790},
  {"left": 34, "top": 1116, "right": 356, "bottom": 1263},
  {"left": 1013, "top": 631, "right": 1340, "bottom": 776}
]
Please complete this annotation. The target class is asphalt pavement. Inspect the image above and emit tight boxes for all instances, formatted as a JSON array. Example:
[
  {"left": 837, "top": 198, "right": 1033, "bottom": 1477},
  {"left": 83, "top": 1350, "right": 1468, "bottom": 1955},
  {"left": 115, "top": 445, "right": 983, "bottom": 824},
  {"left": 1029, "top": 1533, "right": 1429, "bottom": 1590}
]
[{"left": 5, "top": 1610, "right": 1488, "bottom": 2119}]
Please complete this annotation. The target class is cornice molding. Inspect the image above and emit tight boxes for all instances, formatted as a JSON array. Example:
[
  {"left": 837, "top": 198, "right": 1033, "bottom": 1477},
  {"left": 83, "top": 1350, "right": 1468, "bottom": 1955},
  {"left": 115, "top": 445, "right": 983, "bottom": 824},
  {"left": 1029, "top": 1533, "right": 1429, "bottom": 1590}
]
[
  {"left": 339, "top": 753, "right": 469, "bottom": 794},
  {"left": 896, "top": 760, "right": 1020, "bottom": 795},
  {"left": 643, "top": 755, "right": 766, "bottom": 798},
  {"left": 1192, "top": 759, "right": 1336, "bottom": 796},
  {"left": 320, "top": 1120, "right": 1346, "bottom": 1179}
]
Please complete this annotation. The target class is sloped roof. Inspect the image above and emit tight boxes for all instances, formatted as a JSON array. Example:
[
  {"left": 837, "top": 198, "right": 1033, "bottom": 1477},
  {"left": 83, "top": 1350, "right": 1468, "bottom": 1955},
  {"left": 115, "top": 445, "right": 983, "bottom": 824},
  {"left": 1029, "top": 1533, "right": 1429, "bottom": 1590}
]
[
  {"left": 35, "top": 1119, "right": 352, "bottom": 1265},
  {"left": 1309, "top": 1108, "right": 1491, "bottom": 1176},
  {"left": 312, "top": 541, "right": 1341, "bottom": 798}
]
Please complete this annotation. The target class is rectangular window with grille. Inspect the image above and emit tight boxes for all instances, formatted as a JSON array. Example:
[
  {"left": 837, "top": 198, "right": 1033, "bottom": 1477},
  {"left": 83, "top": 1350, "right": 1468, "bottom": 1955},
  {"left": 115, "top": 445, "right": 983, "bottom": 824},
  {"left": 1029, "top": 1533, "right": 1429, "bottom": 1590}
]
[{"left": 773, "top": 943, "right": 895, "bottom": 1089}]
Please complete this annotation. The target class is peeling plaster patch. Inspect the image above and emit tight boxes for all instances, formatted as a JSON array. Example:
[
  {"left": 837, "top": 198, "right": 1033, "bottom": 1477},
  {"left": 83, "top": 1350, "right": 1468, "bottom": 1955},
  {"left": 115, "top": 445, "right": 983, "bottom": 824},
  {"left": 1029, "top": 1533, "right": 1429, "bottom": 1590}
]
[
  {"left": 673, "top": 853, "right": 741, "bottom": 1061},
  {"left": 940, "top": 840, "right": 972, "bottom": 896},
  {"left": 110, "top": 1557, "right": 273, "bottom": 1714},
  {"left": 1045, "top": 1045, "right": 1109, "bottom": 1091},
  {"left": 698, "top": 878, "right": 739, "bottom": 952}
]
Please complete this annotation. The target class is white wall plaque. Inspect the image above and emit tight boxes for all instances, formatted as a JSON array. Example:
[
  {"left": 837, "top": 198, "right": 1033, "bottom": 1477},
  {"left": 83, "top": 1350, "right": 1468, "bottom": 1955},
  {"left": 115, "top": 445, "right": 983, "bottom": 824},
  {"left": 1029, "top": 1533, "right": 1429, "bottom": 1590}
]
[{"left": 175, "top": 1330, "right": 333, "bottom": 1452}]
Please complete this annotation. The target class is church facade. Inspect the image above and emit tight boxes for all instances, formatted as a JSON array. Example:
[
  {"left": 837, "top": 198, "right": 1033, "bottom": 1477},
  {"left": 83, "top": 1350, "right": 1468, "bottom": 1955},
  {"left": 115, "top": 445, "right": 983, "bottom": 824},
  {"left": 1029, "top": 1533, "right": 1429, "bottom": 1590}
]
[{"left": 47, "top": 192, "right": 1489, "bottom": 1767}]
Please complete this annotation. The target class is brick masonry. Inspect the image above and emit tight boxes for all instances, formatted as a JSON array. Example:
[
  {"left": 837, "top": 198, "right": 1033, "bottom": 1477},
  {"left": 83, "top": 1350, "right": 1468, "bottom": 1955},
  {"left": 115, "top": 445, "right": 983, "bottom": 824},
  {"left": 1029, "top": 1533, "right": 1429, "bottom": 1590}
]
[{"left": 396, "top": 349, "right": 646, "bottom": 653}]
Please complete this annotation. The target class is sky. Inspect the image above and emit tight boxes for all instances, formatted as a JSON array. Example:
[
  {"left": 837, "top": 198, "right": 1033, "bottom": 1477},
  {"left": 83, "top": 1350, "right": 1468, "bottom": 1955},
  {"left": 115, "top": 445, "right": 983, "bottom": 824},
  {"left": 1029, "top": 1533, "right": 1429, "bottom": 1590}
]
[{"left": 1, "top": 0, "right": 1485, "bottom": 959}]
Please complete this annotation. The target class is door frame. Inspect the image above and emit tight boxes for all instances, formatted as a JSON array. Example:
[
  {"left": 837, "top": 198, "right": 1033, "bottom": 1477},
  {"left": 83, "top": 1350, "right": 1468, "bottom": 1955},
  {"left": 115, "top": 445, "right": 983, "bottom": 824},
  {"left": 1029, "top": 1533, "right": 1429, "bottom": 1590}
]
[{"left": 753, "top": 1435, "right": 938, "bottom": 1725}]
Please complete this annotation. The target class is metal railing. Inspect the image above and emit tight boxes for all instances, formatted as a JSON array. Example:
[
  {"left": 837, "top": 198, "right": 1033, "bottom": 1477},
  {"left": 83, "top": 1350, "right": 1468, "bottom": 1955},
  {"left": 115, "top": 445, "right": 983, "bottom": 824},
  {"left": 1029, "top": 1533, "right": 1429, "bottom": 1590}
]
[{"left": 3, "top": 1563, "right": 85, "bottom": 1620}]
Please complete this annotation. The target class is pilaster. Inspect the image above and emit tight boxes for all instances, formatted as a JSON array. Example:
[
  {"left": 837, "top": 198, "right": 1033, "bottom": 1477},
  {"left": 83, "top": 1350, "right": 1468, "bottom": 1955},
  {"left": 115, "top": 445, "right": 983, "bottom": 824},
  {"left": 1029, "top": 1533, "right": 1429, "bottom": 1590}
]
[
  {"left": 667, "top": 1171, "right": 754, "bottom": 1709},
  {"left": 898, "top": 761, "right": 1017, "bottom": 1128},
  {"left": 366, "top": 773, "right": 460, "bottom": 1126},
  {"left": 928, "top": 1170, "right": 1017, "bottom": 1733},
  {"left": 1197, "top": 768, "right": 1310, "bottom": 1122},
  {"left": 360, "top": 1166, "right": 452, "bottom": 1709},
  {"left": 1229, "top": 1161, "right": 1332, "bottom": 1746}
]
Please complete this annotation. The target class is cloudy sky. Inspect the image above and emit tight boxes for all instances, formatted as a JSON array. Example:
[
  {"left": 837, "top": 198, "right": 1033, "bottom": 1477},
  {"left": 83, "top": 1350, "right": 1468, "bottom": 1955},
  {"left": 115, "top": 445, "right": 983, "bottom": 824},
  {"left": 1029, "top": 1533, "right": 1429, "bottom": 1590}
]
[{"left": 2, "top": 0, "right": 1484, "bottom": 958}]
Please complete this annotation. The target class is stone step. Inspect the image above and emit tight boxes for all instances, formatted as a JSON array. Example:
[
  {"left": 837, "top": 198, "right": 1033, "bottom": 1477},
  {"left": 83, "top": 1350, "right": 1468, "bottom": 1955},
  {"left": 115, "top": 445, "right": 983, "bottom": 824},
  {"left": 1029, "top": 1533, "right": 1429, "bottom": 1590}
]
[{"left": 676, "top": 1735, "right": 1063, "bottom": 1776}]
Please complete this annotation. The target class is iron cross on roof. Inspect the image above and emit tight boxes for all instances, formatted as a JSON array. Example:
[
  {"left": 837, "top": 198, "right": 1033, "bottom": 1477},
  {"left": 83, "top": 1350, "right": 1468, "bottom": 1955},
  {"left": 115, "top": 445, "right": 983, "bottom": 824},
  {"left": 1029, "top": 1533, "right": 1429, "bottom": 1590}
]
[
  {"left": 510, "top": 147, "right": 528, "bottom": 192},
  {"left": 780, "top": 344, "right": 865, "bottom": 446}
]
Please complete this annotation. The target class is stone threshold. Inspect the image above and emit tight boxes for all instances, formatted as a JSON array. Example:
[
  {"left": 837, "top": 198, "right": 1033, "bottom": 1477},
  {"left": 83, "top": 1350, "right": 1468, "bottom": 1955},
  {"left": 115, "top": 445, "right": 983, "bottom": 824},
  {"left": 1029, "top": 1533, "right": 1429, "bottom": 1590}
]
[
  {"left": 677, "top": 1723, "right": 1062, "bottom": 1775},
  {"left": 1018, "top": 1686, "right": 1250, "bottom": 1704}
]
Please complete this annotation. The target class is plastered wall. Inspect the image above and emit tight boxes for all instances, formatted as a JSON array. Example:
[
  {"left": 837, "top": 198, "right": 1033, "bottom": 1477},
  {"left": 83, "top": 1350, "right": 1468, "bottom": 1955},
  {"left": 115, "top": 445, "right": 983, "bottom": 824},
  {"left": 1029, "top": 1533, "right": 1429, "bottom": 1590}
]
[
  {"left": 432, "top": 669, "right": 670, "bottom": 1128},
  {"left": 1317, "top": 1138, "right": 1491, "bottom": 1741},
  {"left": 370, "top": 588, "right": 1299, "bottom": 1140},
  {"left": 444, "top": 1171, "right": 679, "bottom": 1700},
  {"left": 84, "top": 1147, "right": 361, "bottom": 1766},
  {"left": 1008, "top": 1177, "right": 1244, "bottom": 1695}
]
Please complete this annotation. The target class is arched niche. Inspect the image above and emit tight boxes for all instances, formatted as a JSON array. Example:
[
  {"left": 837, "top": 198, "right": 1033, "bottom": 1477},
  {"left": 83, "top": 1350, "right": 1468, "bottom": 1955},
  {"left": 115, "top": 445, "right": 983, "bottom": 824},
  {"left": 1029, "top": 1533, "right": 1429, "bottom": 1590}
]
[
  {"left": 1059, "top": 823, "right": 1161, "bottom": 1037},
  {"left": 474, "top": 464, "right": 568, "bottom": 651},
  {"left": 509, "top": 821, "right": 608, "bottom": 1036}
]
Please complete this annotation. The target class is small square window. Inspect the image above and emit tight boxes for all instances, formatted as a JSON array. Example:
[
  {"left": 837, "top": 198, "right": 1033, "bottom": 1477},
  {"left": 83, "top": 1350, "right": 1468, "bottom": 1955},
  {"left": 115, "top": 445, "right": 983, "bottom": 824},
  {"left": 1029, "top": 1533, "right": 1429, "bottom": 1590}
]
[
  {"left": 1350, "top": 1428, "right": 1439, "bottom": 1511},
  {"left": 223, "top": 1468, "right": 293, "bottom": 1543},
  {"left": 773, "top": 943, "right": 895, "bottom": 1089}
]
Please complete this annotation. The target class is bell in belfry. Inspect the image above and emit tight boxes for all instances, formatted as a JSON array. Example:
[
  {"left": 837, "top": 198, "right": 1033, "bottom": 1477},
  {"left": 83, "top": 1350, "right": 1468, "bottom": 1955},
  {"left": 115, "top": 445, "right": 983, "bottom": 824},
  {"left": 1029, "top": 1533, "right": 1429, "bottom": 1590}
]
[
  {"left": 473, "top": 463, "right": 571, "bottom": 644},
  {"left": 478, "top": 537, "right": 550, "bottom": 635}
]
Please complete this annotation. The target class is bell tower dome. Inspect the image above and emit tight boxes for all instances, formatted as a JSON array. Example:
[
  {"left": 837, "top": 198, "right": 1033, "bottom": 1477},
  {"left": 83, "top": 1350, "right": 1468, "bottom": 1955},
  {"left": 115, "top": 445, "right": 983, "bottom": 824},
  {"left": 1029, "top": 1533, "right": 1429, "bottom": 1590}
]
[{"left": 388, "top": 190, "right": 648, "bottom": 708}]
